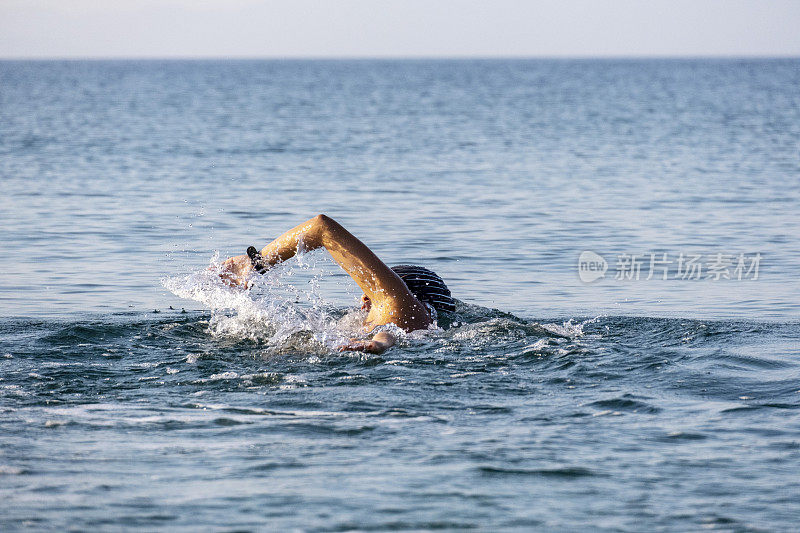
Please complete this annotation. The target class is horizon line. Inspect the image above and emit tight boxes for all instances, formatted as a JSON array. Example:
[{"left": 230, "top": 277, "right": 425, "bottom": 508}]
[{"left": 2, "top": 53, "right": 799, "bottom": 62}]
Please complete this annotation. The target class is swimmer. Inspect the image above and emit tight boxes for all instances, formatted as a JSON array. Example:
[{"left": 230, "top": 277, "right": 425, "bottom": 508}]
[{"left": 218, "top": 214, "right": 455, "bottom": 354}]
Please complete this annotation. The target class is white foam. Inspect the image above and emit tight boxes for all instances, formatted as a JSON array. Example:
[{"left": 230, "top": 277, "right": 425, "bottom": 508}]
[
  {"left": 0, "top": 465, "right": 24, "bottom": 475},
  {"left": 541, "top": 316, "right": 602, "bottom": 338},
  {"left": 162, "top": 252, "right": 367, "bottom": 353},
  {"left": 522, "top": 338, "right": 553, "bottom": 352}
]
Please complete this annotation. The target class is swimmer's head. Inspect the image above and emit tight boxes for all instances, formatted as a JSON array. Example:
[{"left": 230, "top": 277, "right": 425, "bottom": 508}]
[{"left": 390, "top": 265, "right": 456, "bottom": 314}]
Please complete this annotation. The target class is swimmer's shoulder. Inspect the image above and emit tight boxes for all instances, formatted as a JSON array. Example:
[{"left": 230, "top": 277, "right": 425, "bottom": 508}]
[{"left": 369, "top": 297, "right": 433, "bottom": 333}]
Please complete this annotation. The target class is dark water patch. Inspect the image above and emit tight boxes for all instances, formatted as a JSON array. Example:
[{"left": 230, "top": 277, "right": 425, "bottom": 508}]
[
  {"left": 467, "top": 405, "right": 513, "bottom": 415},
  {"left": 247, "top": 460, "right": 305, "bottom": 472},
  {"left": 587, "top": 395, "right": 662, "bottom": 414},
  {"left": 767, "top": 441, "right": 800, "bottom": 451},
  {"left": 29, "top": 483, "right": 70, "bottom": 494},
  {"left": 272, "top": 422, "right": 379, "bottom": 437},
  {"left": 327, "top": 520, "right": 479, "bottom": 531},
  {"left": 478, "top": 465, "right": 600, "bottom": 478},
  {"left": 40, "top": 322, "right": 141, "bottom": 346},
  {"left": 721, "top": 402, "right": 800, "bottom": 414},
  {"left": 720, "top": 352, "right": 797, "bottom": 370},
  {"left": 212, "top": 417, "right": 250, "bottom": 426},
  {"left": 227, "top": 210, "right": 294, "bottom": 218},
  {"left": 83, "top": 514, "right": 179, "bottom": 527}
]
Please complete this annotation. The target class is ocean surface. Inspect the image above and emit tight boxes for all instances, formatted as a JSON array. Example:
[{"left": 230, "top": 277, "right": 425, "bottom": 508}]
[{"left": 1, "top": 59, "right": 799, "bottom": 531}]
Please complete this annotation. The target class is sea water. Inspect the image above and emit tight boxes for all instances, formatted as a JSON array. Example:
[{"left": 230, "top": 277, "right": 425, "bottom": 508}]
[{"left": 1, "top": 59, "right": 799, "bottom": 531}]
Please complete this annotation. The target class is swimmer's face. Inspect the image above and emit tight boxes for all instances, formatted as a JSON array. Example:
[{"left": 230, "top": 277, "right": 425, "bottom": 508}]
[{"left": 361, "top": 294, "right": 371, "bottom": 311}]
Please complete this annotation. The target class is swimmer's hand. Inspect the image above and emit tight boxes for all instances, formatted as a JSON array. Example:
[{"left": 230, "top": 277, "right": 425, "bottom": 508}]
[
  {"left": 338, "top": 331, "right": 396, "bottom": 355},
  {"left": 216, "top": 246, "right": 271, "bottom": 288},
  {"left": 215, "top": 254, "right": 253, "bottom": 288}
]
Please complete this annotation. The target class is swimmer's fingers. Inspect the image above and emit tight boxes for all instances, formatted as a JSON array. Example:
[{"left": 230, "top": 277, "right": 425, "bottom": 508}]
[{"left": 337, "top": 340, "right": 378, "bottom": 353}]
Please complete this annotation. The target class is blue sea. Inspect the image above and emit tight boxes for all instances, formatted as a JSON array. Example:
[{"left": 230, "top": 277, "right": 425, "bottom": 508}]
[{"left": 1, "top": 59, "right": 799, "bottom": 531}]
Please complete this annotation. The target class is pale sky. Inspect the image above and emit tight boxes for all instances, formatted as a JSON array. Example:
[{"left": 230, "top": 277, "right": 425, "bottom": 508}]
[{"left": 1, "top": 0, "right": 799, "bottom": 59}]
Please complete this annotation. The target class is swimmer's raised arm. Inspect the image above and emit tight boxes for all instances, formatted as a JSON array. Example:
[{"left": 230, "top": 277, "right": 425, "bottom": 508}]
[
  {"left": 260, "top": 214, "right": 409, "bottom": 300},
  {"left": 219, "top": 214, "right": 432, "bottom": 332}
]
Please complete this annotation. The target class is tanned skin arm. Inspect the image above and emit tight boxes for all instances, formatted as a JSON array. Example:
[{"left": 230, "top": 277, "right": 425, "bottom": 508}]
[{"left": 219, "top": 214, "right": 432, "bottom": 333}]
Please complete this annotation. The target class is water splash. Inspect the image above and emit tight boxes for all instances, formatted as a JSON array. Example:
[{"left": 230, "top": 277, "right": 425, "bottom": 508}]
[
  {"left": 541, "top": 316, "right": 602, "bottom": 338},
  {"left": 162, "top": 253, "right": 590, "bottom": 357},
  {"left": 162, "top": 251, "right": 364, "bottom": 353}
]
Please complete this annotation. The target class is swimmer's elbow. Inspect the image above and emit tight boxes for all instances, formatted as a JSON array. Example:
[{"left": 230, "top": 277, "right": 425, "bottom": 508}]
[
  {"left": 312, "top": 213, "right": 334, "bottom": 227},
  {"left": 311, "top": 213, "right": 338, "bottom": 237},
  {"left": 311, "top": 213, "right": 348, "bottom": 245}
]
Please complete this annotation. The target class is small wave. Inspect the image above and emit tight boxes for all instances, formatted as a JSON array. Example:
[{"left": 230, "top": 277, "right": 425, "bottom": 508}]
[
  {"left": 658, "top": 431, "right": 709, "bottom": 442},
  {"left": 721, "top": 402, "right": 800, "bottom": 414},
  {"left": 586, "top": 395, "right": 662, "bottom": 414}
]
